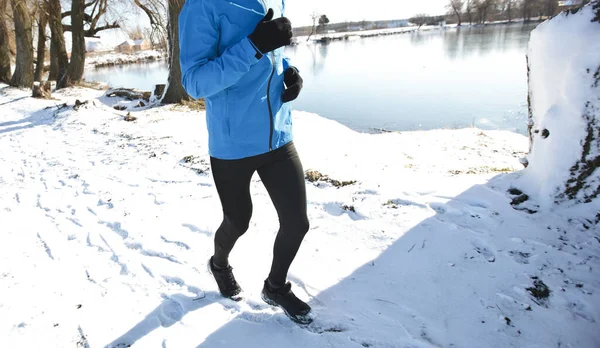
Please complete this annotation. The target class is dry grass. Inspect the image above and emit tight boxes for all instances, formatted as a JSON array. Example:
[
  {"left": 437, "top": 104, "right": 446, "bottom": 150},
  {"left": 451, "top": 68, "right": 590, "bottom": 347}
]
[{"left": 179, "top": 98, "right": 206, "bottom": 111}]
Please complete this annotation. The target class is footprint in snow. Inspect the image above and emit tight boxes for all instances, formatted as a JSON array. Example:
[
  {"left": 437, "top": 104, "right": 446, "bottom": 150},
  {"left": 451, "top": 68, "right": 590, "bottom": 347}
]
[
  {"left": 97, "top": 199, "right": 114, "bottom": 209},
  {"left": 158, "top": 299, "right": 184, "bottom": 327},
  {"left": 470, "top": 239, "right": 496, "bottom": 262},
  {"left": 323, "top": 202, "right": 365, "bottom": 221},
  {"left": 385, "top": 198, "right": 428, "bottom": 209},
  {"left": 160, "top": 236, "right": 191, "bottom": 250},
  {"left": 429, "top": 202, "right": 463, "bottom": 216},
  {"left": 182, "top": 223, "right": 211, "bottom": 237},
  {"left": 101, "top": 221, "right": 129, "bottom": 239},
  {"left": 508, "top": 250, "right": 533, "bottom": 264}
]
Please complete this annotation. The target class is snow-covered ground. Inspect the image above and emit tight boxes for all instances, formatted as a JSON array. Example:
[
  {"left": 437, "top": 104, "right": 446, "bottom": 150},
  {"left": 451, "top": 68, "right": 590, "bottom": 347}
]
[
  {"left": 86, "top": 50, "right": 166, "bottom": 69},
  {"left": 1, "top": 83, "right": 598, "bottom": 348}
]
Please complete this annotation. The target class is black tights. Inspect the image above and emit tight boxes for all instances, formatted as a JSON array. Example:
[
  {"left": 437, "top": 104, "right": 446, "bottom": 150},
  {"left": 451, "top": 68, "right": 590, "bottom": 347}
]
[{"left": 210, "top": 141, "right": 309, "bottom": 287}]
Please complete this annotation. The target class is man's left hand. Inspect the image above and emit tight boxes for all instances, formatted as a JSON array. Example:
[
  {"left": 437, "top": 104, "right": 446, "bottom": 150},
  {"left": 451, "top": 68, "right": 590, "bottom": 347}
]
[{"left": 282, "top": 67, "right": 303, "bottom": 103}]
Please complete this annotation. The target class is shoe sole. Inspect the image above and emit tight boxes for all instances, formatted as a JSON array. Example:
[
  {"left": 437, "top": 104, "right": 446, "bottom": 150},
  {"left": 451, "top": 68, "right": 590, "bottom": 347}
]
[
  {"left": 207, "top": 258, "right": 243, "bottom": 302},
  {"left": 261, "top": 291, "right": 313, "bottom": 325}
]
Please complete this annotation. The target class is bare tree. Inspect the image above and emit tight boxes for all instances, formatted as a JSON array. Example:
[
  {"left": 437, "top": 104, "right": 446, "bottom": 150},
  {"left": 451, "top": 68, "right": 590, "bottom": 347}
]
[
  {"left": 521, "top": 0, "right": 537, "bottom": 22},
  {"left": 465, "top": 0, "right": 474, "bottom": 24},
  {"left": 162, "top": 0, "right": 189, "bottom": 104},
  {"left": 542, "top": 0, "right": 557, "bottom": 18},
  {"left": 474, "top": 0, "right": 495, "bottom": 24},
  {"left": 504, "top": 0, "right": 516, "bottom": 22},
  {"left": 10, "top": 0, "right": 34, "bottom": 87},
  {"left": 0, "top": 0, "right": 12, "bottom": 83},
  {"left": 409, "top": 13, "right": 430, "bottom": 29},
  {"left": 46, "top": 0, "right": 69, "bottom": 88},
  {"left": 34, "top": 3, "right": 48, "bottom": 82},
  {"left": 62, "top": 0, "right": 120, "bottom": 84},
  {"left": 484, "top": 0, "right": 497, "bottom": 23},
  {"left": 447, "top": 0, "right": 464, "bottom": 26},
  {"left": 134, "top": 0, "right": 166, "bottom": 49},
  {"left": 473, "top": 0, "right": 482, "bottom": 23},
  {"left": 307, "top": 11, "right": 318, "bottom": 42}
]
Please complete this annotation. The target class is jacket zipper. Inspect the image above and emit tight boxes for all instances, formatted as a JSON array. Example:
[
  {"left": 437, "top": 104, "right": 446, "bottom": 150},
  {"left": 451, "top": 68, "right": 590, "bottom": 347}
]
[
  {"left": 266, "top": 55, "right": 275, "bottom": 151},
  {"left": 260, "top": 0, "right": 276, "bottom": 151}
]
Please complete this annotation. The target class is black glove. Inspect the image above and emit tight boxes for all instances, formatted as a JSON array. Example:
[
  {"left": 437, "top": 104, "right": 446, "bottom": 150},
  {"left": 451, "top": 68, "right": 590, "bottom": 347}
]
[
  {"left": 249, "top": 8, "right": 293, "bottom": 55},
  {"left": 282, "top": 67, "right": 303, "bottom": 103}
]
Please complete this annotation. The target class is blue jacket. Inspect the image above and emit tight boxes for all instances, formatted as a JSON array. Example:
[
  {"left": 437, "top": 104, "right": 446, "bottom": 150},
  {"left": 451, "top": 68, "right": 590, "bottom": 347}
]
[{"left": 179, "top": 0, "right": 294, "bottom": 160}]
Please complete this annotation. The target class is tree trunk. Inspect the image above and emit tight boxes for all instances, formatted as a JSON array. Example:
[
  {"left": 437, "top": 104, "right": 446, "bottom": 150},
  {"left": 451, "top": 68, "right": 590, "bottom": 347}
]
[
  {"left": 526, "top": 55, "right": 533, "bottom": 152},
  {"left": 34, "top": 10, "right": 48, "bottom": 82},
  {"left": 0, "top": 0, "right": 12, "bottom": 84},
  {"left": 10, "top": 0, "right": 34, "bottom": 88},
  {"left": 507, "top": 2, "right": 512, "bottom": 22},
  {"left": 525, "top": 6, "right": 600, "bottom": 205},
  {"left": 307, "top": 23, "right": 316, "bottom": 42},
  {"left": 546, "top": 0, "right": 557, "bottom": 18},
  {"left": 162, "top": 0, "right": 190, "bottom": 104},
  {"left": 49, "top": 37, "right": 57, "bottom": 80},
  {"left": 47, "top": 0, "right": 69, "bottom": 88},
  {"left": 67, "top": 0, "right": 85, "bottom": 84}
]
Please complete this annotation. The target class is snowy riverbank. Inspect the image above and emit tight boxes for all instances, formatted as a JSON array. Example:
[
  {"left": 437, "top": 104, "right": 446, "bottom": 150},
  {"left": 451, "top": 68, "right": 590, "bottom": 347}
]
[
  {"left": 1, "top": 83, "right": 598, "bottom": 348},
  {"left": 85, "top": 50, "right": 166, "bottom": 69},
  {"left": 294, "top": 25, "right": 443, "bottom": 44}
]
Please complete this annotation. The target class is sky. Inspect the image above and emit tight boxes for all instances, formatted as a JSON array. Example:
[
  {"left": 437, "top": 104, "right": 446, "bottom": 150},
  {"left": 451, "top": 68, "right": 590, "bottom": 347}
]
[{"left": 285, "top": 0, "right": 448, "bottom": 27}]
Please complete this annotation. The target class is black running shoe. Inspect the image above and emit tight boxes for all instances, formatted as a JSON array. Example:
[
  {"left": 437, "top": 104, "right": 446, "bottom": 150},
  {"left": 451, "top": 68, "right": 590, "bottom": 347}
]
[
  {"left": 261, "top": 280, "right": 313, "bottom": 325},
  {"left": 208, "top": 257, "right": 242, "bottom": 301}
]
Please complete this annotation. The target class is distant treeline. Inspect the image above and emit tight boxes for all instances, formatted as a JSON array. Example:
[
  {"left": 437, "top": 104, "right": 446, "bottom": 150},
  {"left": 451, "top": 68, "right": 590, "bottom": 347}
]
[
  {"left": 292, "top": 19, "right": 411, "bottom": 36},
  {"left": 292, "top": 0, "right": 594, "bottom": 37}
]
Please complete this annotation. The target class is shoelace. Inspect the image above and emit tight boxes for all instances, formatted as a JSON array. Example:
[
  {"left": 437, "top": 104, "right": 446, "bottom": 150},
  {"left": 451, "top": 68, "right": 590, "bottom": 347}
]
[{"left": 225, "top": 271, "right": 237, "bottom": 287}]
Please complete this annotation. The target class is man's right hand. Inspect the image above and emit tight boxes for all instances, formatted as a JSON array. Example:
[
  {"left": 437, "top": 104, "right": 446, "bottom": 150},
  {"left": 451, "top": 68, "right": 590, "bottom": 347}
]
[{"left": 249, "top": 8, "right": 293, "bottom": 55}]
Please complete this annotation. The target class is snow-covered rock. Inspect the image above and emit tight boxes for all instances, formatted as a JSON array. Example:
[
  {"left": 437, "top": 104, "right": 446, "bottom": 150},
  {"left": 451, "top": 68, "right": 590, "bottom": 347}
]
[{"left": 521, "top": 2, "right": 600, "bottom": 212}]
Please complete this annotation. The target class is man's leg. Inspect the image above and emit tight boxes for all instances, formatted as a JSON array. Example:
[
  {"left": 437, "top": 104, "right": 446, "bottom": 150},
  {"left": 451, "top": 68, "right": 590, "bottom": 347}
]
[
  {"left": 257, "top": 142, "right": 312, "bottom": 323},
  {"left": 257, "top": 142, "right": 310, "bottom": 287},
  {"left": 210, "top": 156, "right": 256, "bottom": 269}
]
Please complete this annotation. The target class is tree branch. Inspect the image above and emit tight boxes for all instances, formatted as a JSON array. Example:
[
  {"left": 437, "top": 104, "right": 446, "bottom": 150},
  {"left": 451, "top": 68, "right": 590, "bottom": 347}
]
[
  {"left": 85, "top": 21, "right": 119, "bottom": 36},
  {"left": 63, "top": 11, "right": 93, "bottom": 22},
  {"left": 134, "top": 0, "right": 157, "bottom": 27},
  {"left": 88, "top": 0, "right": 107, "bottom": 33}
]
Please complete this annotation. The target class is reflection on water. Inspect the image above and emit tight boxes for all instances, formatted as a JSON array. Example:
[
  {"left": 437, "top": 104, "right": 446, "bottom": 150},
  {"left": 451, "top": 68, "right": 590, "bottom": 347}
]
[
  {"left": 85, "top": 23, "right": 538, "bottom": 134},
  {"left": 84, "top": 61, "right": 168, "bottom": 91},
  {"left": 441, "top": 25, "right": 532, "bottom": 61}
]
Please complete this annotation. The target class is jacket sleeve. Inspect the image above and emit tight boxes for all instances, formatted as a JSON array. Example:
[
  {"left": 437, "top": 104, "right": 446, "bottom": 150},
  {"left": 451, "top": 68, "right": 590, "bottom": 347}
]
[
  {"left": 179, "top": 1, "right": 262, "bottom": 99},
  {"left": 282, "top": 57, "right": 299, "bottom": 73}
]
